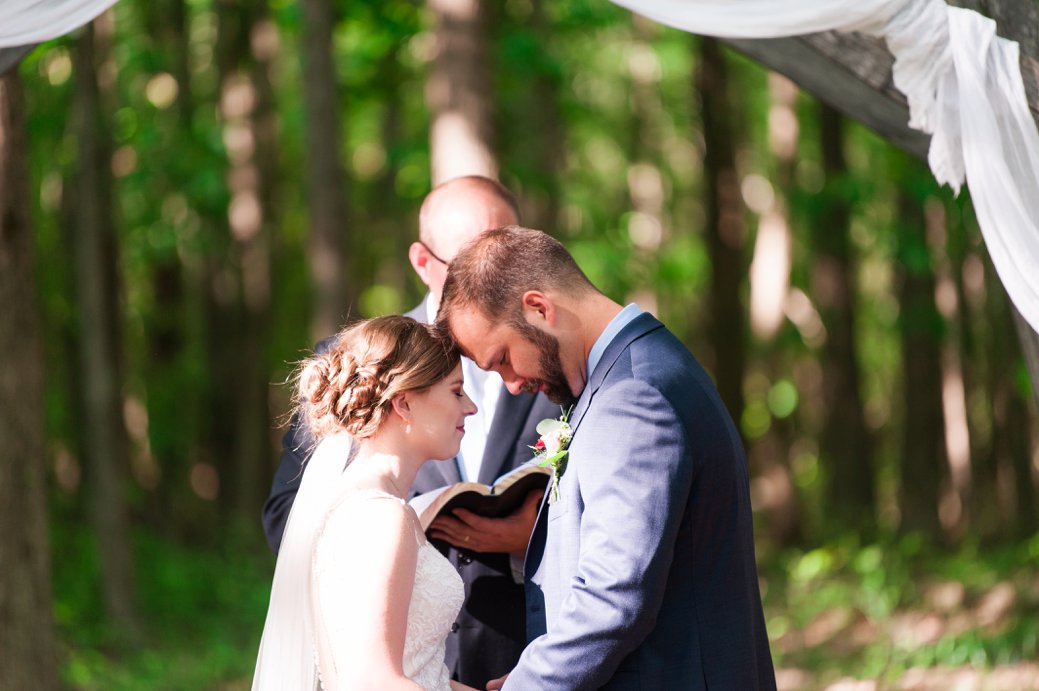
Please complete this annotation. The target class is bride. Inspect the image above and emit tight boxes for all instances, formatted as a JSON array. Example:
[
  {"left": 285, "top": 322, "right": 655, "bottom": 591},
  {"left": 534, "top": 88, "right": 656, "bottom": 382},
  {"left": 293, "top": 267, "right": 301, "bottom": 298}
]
[{"left": 252, "top": 315, "right": 479, "bottom": 691}]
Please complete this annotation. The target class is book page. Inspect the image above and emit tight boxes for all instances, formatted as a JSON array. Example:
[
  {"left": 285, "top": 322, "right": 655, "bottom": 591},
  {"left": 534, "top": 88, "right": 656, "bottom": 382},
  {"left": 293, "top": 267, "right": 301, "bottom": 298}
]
[{"left": 491, "top": 460, "right": 550, "bottom": 494}]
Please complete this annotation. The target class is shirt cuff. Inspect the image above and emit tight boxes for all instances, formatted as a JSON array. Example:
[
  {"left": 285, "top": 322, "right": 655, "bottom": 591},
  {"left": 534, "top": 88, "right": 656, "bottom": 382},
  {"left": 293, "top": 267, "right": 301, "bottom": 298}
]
[{"left": 509, "top": 553, "right": 525, "bottom": 583}]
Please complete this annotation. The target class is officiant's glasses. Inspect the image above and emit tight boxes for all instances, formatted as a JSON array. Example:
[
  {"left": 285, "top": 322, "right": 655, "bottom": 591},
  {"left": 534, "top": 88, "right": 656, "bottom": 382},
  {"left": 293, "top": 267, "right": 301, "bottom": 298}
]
[{"left": 420, "top": 241, "right": 450, "bottom": 266}]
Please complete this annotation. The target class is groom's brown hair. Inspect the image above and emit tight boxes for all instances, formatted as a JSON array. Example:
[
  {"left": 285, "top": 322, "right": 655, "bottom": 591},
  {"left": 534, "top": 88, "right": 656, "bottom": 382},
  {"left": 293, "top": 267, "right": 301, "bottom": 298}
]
[{"left": 436, "top": 225, "right": 595, "bottom": 329}]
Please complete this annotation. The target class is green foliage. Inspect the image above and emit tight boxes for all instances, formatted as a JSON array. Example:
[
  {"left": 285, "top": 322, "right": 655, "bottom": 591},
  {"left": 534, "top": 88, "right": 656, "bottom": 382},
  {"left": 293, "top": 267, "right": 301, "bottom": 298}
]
[
  {"left": 762, "top": 536, "right": 1039, "bottom": 686},
  {"left": 53, "top": 521, "right": 271, "bottom": 690}
]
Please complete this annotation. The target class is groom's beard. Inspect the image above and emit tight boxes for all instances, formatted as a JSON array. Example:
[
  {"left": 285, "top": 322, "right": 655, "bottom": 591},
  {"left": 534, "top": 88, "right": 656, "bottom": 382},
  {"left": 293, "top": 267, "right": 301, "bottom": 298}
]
[{"left": 514, "top": 320, "right": 571, "bottom": 404}]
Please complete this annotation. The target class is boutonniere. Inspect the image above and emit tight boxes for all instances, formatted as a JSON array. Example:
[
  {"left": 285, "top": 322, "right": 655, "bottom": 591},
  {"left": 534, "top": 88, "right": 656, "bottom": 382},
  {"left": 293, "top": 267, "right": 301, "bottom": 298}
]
[{"left": 532, "top": 407, "right": 573, "bottom": 505}]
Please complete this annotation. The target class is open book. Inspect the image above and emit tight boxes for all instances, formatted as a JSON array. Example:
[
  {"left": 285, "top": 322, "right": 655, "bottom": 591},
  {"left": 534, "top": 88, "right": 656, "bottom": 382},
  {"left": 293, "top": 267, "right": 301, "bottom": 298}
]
[{"left": 409, "top": 462, "right": 551, "bottom": 533}]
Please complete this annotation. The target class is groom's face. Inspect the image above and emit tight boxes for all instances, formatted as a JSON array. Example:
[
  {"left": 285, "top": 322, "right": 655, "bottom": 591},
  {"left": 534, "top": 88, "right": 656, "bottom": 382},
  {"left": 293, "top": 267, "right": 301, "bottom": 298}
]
[{"left": 448, "top": 309, "right": 573, "bottom": 404}]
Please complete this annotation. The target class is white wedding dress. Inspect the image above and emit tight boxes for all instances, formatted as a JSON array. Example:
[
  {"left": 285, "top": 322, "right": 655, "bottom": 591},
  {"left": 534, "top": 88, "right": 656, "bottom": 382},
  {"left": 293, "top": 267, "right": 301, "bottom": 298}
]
[
  {"left": 252, "top": 433, "right": 464, "bottom": 691},
  {"left": 311, "top": 491, "right": 464, "bottom": 691}
]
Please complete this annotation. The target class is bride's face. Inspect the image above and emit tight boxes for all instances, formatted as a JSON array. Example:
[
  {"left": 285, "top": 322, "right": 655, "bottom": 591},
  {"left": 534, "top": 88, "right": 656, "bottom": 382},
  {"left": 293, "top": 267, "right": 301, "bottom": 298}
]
[{"left": 406, "top": 363, "right": 477, "bottom": 460}]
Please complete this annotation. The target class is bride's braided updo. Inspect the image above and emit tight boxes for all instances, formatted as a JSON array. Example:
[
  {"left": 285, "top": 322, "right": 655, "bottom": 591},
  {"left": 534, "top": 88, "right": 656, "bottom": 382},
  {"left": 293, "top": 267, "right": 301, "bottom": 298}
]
[{"left": 295, "top": 316, "right": 460, "bottom": 440}]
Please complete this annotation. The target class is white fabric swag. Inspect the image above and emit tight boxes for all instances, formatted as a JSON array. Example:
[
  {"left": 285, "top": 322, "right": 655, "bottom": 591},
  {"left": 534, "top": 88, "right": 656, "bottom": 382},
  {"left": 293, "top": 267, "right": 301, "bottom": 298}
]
[
  {"left": 611, "top": 0, "right": 1039, "bottom": 333},
  {"left": 0, "top": 0, "right": 118, "bottom": 47},
  {"left": 4, "top": 0, "right": 1038, "bottom": 332}
]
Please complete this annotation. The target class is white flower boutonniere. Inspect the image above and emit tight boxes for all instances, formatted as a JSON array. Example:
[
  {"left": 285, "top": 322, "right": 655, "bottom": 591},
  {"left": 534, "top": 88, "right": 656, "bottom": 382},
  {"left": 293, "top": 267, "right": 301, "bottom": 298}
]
[{"left": 532, "top": 407, "right": 573, "bottom": 505}]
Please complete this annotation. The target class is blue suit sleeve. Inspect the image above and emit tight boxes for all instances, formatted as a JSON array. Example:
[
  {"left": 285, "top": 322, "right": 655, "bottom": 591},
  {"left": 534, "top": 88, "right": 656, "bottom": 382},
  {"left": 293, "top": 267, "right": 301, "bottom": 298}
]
[
  {"left": 261, "top": 414, "right": 316, "bottom": 553},
  {"left": 505, "top": 379, "right": 695, "bottom": 690}
]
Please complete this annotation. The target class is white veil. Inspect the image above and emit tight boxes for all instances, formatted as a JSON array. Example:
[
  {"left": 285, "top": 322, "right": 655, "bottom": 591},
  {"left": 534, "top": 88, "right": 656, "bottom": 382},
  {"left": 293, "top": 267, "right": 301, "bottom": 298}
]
[{"left": 251, "top": 432, "right": 354, "bottom": 691}]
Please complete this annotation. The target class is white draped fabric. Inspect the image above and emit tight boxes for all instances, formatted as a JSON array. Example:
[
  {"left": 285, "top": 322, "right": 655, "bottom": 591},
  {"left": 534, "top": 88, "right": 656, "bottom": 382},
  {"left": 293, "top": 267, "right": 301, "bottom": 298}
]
[
  {"left": 252, "top": 433, "right": 354, "bottom": 690},
  {"left": 0, "top": 0, "right": 118, "bottom": 46},
  {"left": 3, "top": 0, "right": 1038, "bottom": 332},
  {"left": 612, "top": 0, "right": 1039, "bottom": 332}
]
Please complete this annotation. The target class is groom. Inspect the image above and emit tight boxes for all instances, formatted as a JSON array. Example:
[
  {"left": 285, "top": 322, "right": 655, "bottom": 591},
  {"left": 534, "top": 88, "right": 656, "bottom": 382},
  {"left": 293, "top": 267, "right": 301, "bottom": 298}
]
[{"left": 437, "top": 227, "right": 776, "bottom": 689}]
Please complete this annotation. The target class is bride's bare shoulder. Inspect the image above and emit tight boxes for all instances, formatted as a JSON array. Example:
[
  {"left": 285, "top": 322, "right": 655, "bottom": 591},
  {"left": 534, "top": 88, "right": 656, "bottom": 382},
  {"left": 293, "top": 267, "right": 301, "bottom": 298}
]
[{"left": 320, "top": 489, "right": 418, "bottom": 545}]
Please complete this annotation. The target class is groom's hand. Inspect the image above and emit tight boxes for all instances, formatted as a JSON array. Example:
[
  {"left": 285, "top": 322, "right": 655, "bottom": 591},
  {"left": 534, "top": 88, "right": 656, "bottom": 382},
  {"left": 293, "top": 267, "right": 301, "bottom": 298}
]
[
  {"left": 429, "top": 489, "right": 543, "bottom": 557},
  {"left": 485, "top": 673, "right": 508, "bottom": 690}
]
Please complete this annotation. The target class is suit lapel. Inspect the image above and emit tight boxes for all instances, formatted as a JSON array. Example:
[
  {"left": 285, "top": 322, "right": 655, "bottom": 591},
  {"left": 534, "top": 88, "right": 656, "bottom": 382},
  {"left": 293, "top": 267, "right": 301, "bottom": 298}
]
[
  {"left": 525, "top": 493, "right": 550, "bottom": 581},
  {"left": 526, "top": 314, "right": 664, "bottom": 582}
]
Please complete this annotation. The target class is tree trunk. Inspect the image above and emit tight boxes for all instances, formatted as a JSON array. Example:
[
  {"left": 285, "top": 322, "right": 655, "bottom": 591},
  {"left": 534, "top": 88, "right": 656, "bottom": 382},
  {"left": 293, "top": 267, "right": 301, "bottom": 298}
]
[
  {"left": 427, "top": 0, "right": 497, "bottom": 184},
  {"left": 894, "top": 158, "right": 945, "bottom": 538},
  {"left": 813, "top": 104, "right": 874, "bottom": 530},
  {"left": 515, "top": 0, "right": 564, "bottom": 231},
  {"left": 0, "top": 69, "right": 61, "bottom": 691},
  {"left": 71, "top": 19, "right": 141, "bottom": 635},
  {"left": 696, "top": 36, "right": 747, "bottom": 424},
  {"left": 745, "top": 72, "right": 801, "bottom": 545},
  {"left": 212, "top": 0, "right": 276, "bottom": 523},
  {"left": 300, "top": 0, "right": 352, "bottom": 340},
  {"left": 372, "top": 42, "right": 412, "bottom": 305},
  {"left": 989, "top": 277, "right": 1037, "bottom": 538},
  {"left": 235, "top": 10, "right": 279, "bottom": 521},
  {"left": 623, "top": 16, "right": 666, "bottom": 314},
  {"left": 1, "top": 46, "right": 35, "bottom": 76},
  {"left": 139, "top": 0, "right": 191, "bottom": 533},
  {"left": 923, "top": 198, "right": 973, "bottom": 539}
]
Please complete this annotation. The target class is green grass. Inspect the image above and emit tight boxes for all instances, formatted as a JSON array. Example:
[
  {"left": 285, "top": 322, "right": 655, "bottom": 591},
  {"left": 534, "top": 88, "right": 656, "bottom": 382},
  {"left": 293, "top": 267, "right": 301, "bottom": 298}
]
[
  {"left": 53, "top": 523, "right": 274, "bottom": 690},
  {"left": 760, "top": 532, "right": 1039, "bottom": 687}
]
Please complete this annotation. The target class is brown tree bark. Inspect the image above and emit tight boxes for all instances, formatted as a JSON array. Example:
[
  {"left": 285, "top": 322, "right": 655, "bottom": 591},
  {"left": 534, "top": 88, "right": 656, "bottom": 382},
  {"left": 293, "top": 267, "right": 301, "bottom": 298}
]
[
  {"left": 520, "top": 0, "right": 564, "bottom": 231},
  {"left": 696, "top": 36, "right": 747, "bottom": 424},
  {"left": 0, "top": 69, "right": 61, "bottom": 691},
  {"left": 300, "top": 0, "right": 353, "bottom": 340},
  {"left": 236, "top": 11, "right": 279, "bottom": 520},
  {"left": 371, "top": 41, "right": 412, "bottom": 303},
  {"left": 813, "top": 104, "right": 874, "bottom": 530},
  {"left": 427, "top": 0, "right": 497, "bottom": 185},
  {"left": 623, "top": 16, "right": 666, "bottom": 314},
  {"left": 745, "top": 72, "right": 801, "bottom": 545},
  {"left": 137, "top": 0, "right": 191, "bottom": 533},
  {"left": 211, "top": 0, "right": 277, "bottom": 522},
  {"left": 894, "top": 159, "right": 946, "bottom": 538},
  {"left": 987, "top": 275, "right": 1037, "bottom": 538},
  {"left": 1, "top": 46, "right": 35, "bottom": 76},
  {"left": 71, "top": 19, "right": 142, "bottom": 634}
]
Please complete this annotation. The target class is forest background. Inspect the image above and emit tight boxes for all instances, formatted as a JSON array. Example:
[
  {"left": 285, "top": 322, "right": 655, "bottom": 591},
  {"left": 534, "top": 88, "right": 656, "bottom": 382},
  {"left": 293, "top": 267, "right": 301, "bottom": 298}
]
[{"left": 1, "top": 0, "right": 1038, "bottom": 689}]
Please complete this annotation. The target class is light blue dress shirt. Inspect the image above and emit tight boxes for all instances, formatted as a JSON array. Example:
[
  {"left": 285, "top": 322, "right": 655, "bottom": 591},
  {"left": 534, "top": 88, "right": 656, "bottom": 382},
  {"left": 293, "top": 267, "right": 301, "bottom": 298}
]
[{"left": 586, "top": 303, "right": 644, "bottom": 381}]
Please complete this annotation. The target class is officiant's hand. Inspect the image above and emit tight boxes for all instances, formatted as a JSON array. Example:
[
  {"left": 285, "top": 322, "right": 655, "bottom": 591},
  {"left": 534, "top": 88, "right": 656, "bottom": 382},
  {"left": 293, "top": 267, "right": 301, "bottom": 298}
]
[
  {"left": 485, "top": 673, "right": 508, "bottom": 690},
  {"left": 429, "top": 489, "right": 543, "bottom": 557}
]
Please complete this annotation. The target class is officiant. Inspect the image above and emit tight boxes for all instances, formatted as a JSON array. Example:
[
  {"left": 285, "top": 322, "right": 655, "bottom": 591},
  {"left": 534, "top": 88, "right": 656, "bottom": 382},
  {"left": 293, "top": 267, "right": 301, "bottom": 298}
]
[{"left": 262, "top": 175, "right": 559, "bottom": 687}]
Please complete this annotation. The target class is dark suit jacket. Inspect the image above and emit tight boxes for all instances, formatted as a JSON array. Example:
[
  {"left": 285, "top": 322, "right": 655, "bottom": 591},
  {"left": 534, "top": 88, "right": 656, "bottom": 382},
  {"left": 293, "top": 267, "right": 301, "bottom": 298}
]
[
  {"left": 261, "top": 300, "right": 559, "bottom": 686},
  {"left": 505, "top": 313, "right": 775, "bottom": 690}
]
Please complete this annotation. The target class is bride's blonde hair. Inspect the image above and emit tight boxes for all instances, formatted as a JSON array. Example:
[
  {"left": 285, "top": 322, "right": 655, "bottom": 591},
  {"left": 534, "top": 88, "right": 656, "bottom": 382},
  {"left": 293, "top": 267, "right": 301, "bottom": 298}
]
[{"left": 295, "top": 316, "right": 460, "bottom": 439}]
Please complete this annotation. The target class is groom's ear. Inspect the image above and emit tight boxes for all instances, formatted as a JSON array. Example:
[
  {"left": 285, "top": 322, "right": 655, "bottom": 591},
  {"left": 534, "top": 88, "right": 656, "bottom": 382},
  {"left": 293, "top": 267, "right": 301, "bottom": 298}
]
[{"left": 521, "top": 290, "right": 555, "bottom": 326}]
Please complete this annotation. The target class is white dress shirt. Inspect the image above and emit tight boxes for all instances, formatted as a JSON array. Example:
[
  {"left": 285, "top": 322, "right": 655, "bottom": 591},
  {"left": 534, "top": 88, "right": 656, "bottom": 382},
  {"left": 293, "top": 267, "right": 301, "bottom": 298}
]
[{"left": 425, "top": 296, "right": 503, "bottom": 482}]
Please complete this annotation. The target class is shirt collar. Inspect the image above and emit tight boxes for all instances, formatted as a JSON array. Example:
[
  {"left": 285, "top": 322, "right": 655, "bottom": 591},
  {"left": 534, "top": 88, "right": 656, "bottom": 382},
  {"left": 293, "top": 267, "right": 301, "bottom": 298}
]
[
  {"left": 586, "top": 303, "right": 643, "bottom": 381},
  {"left": 423, "top": 292, "right": 437, "bottom": 324}
]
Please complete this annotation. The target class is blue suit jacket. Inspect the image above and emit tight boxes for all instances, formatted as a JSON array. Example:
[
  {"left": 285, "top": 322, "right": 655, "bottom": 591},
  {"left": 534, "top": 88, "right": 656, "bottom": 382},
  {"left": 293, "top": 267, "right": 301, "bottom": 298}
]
[
  {"left": 505, "top": 313, "right": 775, "bottom": 690},
  {"left": 261, "top": 300, "right": 559, "bottom": 686}
]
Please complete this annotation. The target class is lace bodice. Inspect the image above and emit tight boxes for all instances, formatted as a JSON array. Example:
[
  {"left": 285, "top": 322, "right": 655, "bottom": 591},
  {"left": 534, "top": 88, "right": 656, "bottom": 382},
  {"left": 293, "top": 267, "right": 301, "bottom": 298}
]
[
  {"left": 311, "top": 490, "right": 463, "bottom": 691},
  {"left": 399, "top": 542, "right": 464, "bottom": 688}
]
